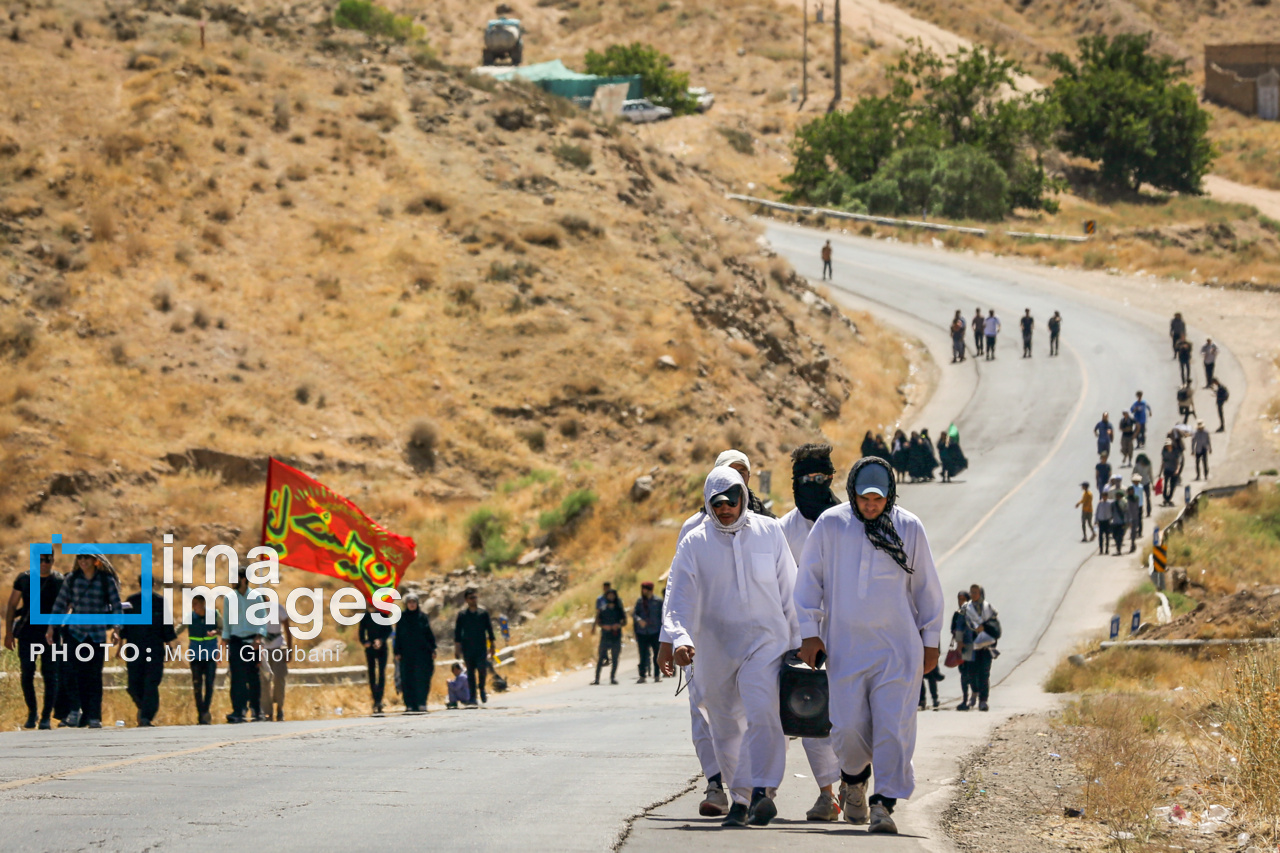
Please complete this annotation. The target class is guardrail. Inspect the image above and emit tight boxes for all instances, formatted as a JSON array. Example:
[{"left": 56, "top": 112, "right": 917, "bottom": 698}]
[
  {"left": 726, "top": 194, "right": 1090, "bottom": 243},
  {"left": 1101, "top": 638, "right": 1280, "bottom": 649},
  {"left": 1163, "top": 479, "right": 1257, "bottom": 538}
]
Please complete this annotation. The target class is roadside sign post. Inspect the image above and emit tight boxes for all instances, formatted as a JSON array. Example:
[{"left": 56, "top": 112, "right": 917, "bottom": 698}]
[
  {"left": 1110, "top": 616, "right": 1120, "bottom": 640},
  {"left": 1131, "top": 610, "right": 1141, "bottom": 634}
]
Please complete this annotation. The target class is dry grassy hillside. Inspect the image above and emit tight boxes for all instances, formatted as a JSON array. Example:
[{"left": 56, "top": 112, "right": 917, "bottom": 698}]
[{"left": 0, "top": 0, "right": 911, "bottom": 631}]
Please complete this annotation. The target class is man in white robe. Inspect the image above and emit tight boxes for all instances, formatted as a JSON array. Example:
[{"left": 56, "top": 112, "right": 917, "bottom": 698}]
[
  {"left": 795, "top": 457, "right": 945, "bottom": 834},
  {"left": 664, "top": 466, "right": 799, "bottom": 827},
  {"left": 777, "top": 443, "right": 844, "bottom": 822}
]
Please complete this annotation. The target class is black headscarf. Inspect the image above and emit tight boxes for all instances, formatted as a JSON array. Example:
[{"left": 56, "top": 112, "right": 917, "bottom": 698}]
[
  {"left": 792, "top": 444, "right": 839, "bottom": 522},
  {"left": 846, "top": 456, "right": 912, "bottom": 573}
]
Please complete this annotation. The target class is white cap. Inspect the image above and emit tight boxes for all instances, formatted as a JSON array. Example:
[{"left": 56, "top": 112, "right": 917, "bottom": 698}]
[{"left": 715, "top": 449, "right": 751, "bottom": 475}]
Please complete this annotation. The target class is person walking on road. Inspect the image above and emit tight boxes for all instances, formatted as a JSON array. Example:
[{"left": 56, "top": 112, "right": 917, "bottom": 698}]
[
  {"left": 1125, "top": 486, "right": 1142, "bottom": 553},
  {"left": 777, "top": 443, "right": 847, "bottom": 823},
  {"left": 1110, "top": 490, "right": 1129, "bottom": 556},
  {"left": 222, "top": 575, "right": 266, "bottom": 723},
  {"left": 596, "top": 581, "right": 613, "bottom": 613},
  {"left": 178, "top": 595, "right": 220, "bottom": 725},
  {"left": 1212, "top": 379, "right": 1229, "bottom": 432},
  {"left": 455, "top": 588, "right": 496, "bottom": 705},
  {"left": 1075, "top": 483, "right": 1095, "bottom": 542},
  {"left": 1192, "top": 420, "right": 1212, "bottom": 480},
  {"left": 395, "top": 592, "right": 437, "bottom": 712},
  {"left": 821, "top": 240, "right": 833, "bottom": 280},
  {"left": 1160, "top": 439, "right": 1184, "bottom": 507},
  {"left": 1170, "top": 312, "right": 1186, "bottom": 359},
  {"left": 972, "top": 308, "right": 985, "bottom": 357},
  {"left": 1047, "top": 311, "right": 1062, "bottom": 356},
  {"left": 1176, "top": 336, "right": 1194, "bottom": 384},
  {"left": 1130, "top": 391, "right": 1152, "bottom": 449},
  {"left": 983, "top": 310, "right": 1001, "bottom": 360},
  {"left": 1133, "top": 454, "right": 1153, "bottom": 516},
  {"left": 1201, "top": 338, "right": 1219, "bottom": 387},
  {"left": 950, "top": 311, "right": 966, "bottom": 363},
  {"left": 796, "top": 457, "right": 946, "bottom": 834},
  {"left": 633, "top": 582, "right": 662, "bottom": 684},
  {"left": 1177, "top": 381, "right": 1196, "bottom": 424},
  {"left": 360, "top": 603, "right": 393, "bottom": 714},
  {"left": 1094, "top": 412, "right": 1114, "bottom": 456},
  {"left": 4, "top": 552, "right": 65, "bottom": 730},
  {"left": 1095, "top": 490, "right": 1114, "bottom": 555},
  {"left": 592, "top": 588, "right": 626, "bottom": 685},
  {"left": 259, "top": 599, "right": 291, "bottom": 721},
  {"left": 1019, "top": 309, "right": 1034, "bottom": 358},
  {"left": 951, "top": 591, "right": 976, "bottom": 710},
  {"left": 918, "top": 663, "right": 943, "bottom": 711},
  {"left": 120, "top": 583, "right": 176, "bottom": 727},
  {"left": 1129, "top": 474, "right": 1146, "bottom": 536},
  {"left": 963, "top": 586, "right": 998, "bottom": 712},
  {"left": 664, "top": 465, "right": 799, "bottom": 828},
  {"left": 1095, "top": 452, "right": 1112, "bottom": 495},
  {"left": 47, "top": 554, "right": 122, "bottom": 729}
]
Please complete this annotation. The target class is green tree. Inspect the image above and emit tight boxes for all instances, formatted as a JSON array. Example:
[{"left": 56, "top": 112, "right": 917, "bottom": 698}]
[
  {"left": 583, "top": 43, "right": 696, "bottom": 114},
  {"left": 930, "top": 147, "right": 1009, "bottom": 220},
  {"left": 1048, "top": 33, "right": 1214, "bottom": 194},
  {"left": 332, "top": 0, "right": 423, "bottom": 42}
]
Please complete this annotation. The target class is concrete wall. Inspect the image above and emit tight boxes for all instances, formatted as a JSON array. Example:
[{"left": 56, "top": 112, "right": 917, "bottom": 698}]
[
  {"left": 1204, "top": 44, "right": 1280, "bottom": 116},
  {"left": 1206, "top": 62, "right": 1258, "bottom": 114}
]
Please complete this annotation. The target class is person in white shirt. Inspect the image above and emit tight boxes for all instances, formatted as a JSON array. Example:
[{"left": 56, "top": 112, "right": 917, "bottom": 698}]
[
  {"left": 664, "top": 466, "right": 799, "bottom": 828},
  {"left": 1200, "top": 338, "right": 1219, "bottom": 387},
  {"left": 258, "top": 600, "right": 292, "bottom": 721},
  {"left": 777, "top": 443, "right": 844, "bottom": 822},
  {"left": 796, "top": 457, "right": 945, "bottom": 835},
  {"left": 983, "top": 310, "right": 1001, "bottom": 361}
]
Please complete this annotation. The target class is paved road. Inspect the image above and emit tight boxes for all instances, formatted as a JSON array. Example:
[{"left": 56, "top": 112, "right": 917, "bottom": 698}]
[{"left": 0, "top": 224, "right": 1243, "bottom": 852}]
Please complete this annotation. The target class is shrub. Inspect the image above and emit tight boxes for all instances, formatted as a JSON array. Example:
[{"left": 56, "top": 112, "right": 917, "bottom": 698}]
[
  {"left": 407, "top": 419, "right": 437, "bottom": 472},
  {"left": 558, "top": 214, "right": 602, "bottom": 237},
  {"left": 405, "top": 191, "right": 450, "bottom": 214},
  {"left": 0, "top": 317, "right": 37, "bottom": 359},
  {"left": 332, "top": 0, "right": 423, "bottom": 42},
  {"left": 557, "top": 416, "right": 580, "bottom": 438},
  {"left": 294, "top": 384, "right": 311, "bottom": 404},
  {"left": 538, "top": 488, "right": 598, "bottom": 535},
  {"left": 192, "top": 307, "right": 210, "bottom": 329},
  {"left": 315, "top": 277, "right": 341, "bottom": 300},
  {"left": 552, "top": 142, "right": 592, "bottom": 170},
  {"left": 465, "top": 507, "right": 520, "bottom": 571},
  {"left": 930, "top": 147, "right": 1009, "bottom": 221},
  {"left": 521, "top": 225, "right": 563, "bottom": 248},
  {"left": 584, "top": 43, "right": 697, "bottom": 115},
  {"left": 152, "top": 286, "right": 172, "bottom": 312},
  {"left": 519, "top": 427, "right": 547, "bottom": 452},
  {"left": 717, "top": 126, "right": 754, "bottom": 155}
]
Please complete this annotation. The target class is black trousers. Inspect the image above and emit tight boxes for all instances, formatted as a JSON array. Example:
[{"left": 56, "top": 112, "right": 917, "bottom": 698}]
[
  {"left": 971, "top": 650, "right": 993, "bottom": 703},
  {"left": 1205, "top": 362, "right": 1215, "bottom": 385},
  {"left": 985, "top": 334, "right": 996, "bottom": 357},
  {"left": 1196, "top": 451, "right": 1209, "bottom": 478},
  {"left": 1179, "top": 359, "right": 1191, "bottom": 383},
  {"left": 70, "top": 640, "right": 106, "bottom": 722},
  {"left": 127, "top": 653, "right": 164, "bottom": 721},
  {"left": 19, "top": 636, "right": 57, "bottom": 720},
  {"left": 228, "top": 637, "right": 260, "bottom": 717},
  {"left": 190, "top": 659, "right": 216, "bottom": 716},
  {"left": 401, "top": 656, "right": 433, "bottom": 709},
  {"left": 958, "top": 659, "right": 976, "bottom": 701},
  {"left": 596, "top": 633, "right": 621, "bottom": 681},
  {"left": 1098, "top": 520, "right": 1111, "bottom": 553},
  {"left": 1163, "top": 470, "right": 1179, "bottom": 503},
  {"left": 1112, "top": 522, "right": 1127, "bottom": 554},
  {"left": 974, "top": 329, "right": 984, "bottom": 354},
  {"left": 365, "top": 646, "right": 388, "bottom": 705},
  {"left": 1049, "top": 331, "right": 1059, "bottom": 355},
  {"left": 821, "top": 259, "right": 832, "bottom": 279},
  {"left": 1217, "top": 400, "right": 1225, "bottom": 430},
  {"left": 1022, "top": 334, "right": 1032, "bottom": 356},
  {"left": 636, "top": 633, "right": 661, "bottom": 678},
  {"left": 919, "top": 676, "right": 938, "bottom": 706},
  {"left": 463, "top": 649, "right": 488, "bottom": 702}
]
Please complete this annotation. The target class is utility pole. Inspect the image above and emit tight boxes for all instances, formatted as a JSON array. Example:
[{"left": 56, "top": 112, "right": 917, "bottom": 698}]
[
  {"left": 799, "top": 0, "right": 808, "bottom": 110},
  {"left": 827, "top": 0, "right": 841, "bottom": 113}
]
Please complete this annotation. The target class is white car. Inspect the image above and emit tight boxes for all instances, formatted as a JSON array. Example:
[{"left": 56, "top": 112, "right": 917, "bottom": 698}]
[
  {"left": 689, "top": 87, "right": 715, "bottom": 112},
  {"left": 621, "top": 99, "right": 673, "bottom": 123}
]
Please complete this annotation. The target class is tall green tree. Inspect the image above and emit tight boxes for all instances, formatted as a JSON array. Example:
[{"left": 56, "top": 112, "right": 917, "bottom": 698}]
[
  {"left": 1048, "top": 33, "right": 1214, "bottom": 194},
  {"left": 583, "top": 43, "right": 696, "bottom": 115}
]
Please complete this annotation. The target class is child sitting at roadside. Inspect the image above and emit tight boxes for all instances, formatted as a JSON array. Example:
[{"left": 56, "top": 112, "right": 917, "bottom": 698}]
[{"left": 446, "top": 663, "right": 471, "bottom": 709}]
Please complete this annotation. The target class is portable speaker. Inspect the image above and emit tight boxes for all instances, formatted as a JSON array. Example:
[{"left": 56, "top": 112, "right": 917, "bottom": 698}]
[{"left": 779, "top": 649, "right": 831, "bottom": 738}]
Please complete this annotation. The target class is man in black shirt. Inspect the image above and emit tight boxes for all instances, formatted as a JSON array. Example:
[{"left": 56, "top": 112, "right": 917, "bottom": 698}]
[
  {"left": 359, "top": 605, "right": 394, "bottom": 714},
  {"left": 454, "top": 588, "right": 496, "bottom": 705},
  {"left": 1020, "top": 309, "right": 1034, "bottom": 358},
  {"left": 593, "top": 588, "right": 627, "bottom": 685},
  {"left": 1170, "top": 312, "right": 1186, "bottom": 359},
  {"left": 119, "top": 584, "right": 178, "bottom": 726},
  {"left": 4, "top": 553, "right": 65, "bottom": 729},
  {"left": 1212, "top": 379, "right": 1229, "bottom": 432},
  {"left": 1047, "top": 311, "right": 1061, "bottom": 356},
  {"left": 1176, "top": 336, "right": 1193, "bottom": 384}
]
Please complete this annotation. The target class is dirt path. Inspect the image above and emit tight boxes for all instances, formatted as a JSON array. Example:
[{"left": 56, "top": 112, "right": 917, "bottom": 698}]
[{"left": 1205, "top": 174, "right": 1280, "bottom": 222}]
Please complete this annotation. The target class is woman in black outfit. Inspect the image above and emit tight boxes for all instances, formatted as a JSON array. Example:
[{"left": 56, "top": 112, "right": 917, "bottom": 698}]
[{"left": 359, "top": 605, "right": 393, "bottom": 714}]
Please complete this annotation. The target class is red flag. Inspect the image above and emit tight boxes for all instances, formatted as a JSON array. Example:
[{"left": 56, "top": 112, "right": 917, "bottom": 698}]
[{"left": 261, "top": 458, "right": 416, "bottom": 601}]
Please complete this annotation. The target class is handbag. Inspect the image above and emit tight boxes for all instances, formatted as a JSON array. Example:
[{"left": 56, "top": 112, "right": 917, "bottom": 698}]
[{"left": 944, "top": 648, "right": 962, "bottom": 668}]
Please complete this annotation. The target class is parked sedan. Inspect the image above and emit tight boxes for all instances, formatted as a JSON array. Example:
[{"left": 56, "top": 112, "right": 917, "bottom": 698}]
[{"left": 621, "top": 99, "right": 674, "bottom": 123}]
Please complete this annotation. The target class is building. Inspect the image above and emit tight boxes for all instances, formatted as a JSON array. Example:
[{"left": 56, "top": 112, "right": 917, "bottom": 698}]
[{"left": 1204, "top": 44, "right": 1280, "bottom": 120}]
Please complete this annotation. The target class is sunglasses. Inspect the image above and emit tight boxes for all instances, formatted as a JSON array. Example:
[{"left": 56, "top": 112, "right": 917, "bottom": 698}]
[
  {"left": 798, "top": 472, "right": 833, "bottom": 484},
  {"left": 710, "top": 493, "right": 741, "bottom": 508}
]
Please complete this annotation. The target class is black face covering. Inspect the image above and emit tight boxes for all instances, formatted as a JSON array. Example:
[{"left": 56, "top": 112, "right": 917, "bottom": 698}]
[{"left": 793, "top": 457, "right": 839, "bottom": 522}]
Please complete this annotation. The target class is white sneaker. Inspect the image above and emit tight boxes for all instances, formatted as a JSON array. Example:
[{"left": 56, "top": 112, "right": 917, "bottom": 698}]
[
  {"left": 805, "top": 790, "right": 840, "bottom": 821},
  {"left": 868, "top": 802, "right": 898, "bottom": 834},
  {"left": 699, "top": 780, "right": 729, "bottom": 817},
  {"left": 839, "top": 780, "right": 869, "bottom": 824}
]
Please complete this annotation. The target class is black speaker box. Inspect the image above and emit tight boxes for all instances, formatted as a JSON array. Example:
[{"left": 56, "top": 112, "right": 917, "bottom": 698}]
[{"left": 779, "top": 649, "right": 831, "bottom": 738}]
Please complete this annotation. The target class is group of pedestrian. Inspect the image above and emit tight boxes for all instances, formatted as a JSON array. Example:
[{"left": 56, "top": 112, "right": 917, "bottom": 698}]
[
  {"left": 954, "top": 307, "right": 1062, "bottom": 362},
  {"left": 881, "top": 427, "right": 968, "bottom": 484},
  {"left": 945, "top": 586, "right": 1000, "bottom": 712},
  {"left": 657, "top": 444, "right": 962, "bottom": 835}
]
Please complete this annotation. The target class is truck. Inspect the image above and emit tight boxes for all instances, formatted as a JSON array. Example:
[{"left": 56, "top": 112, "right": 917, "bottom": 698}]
[{"left": 482, "top": 18, "right": 523, "bottom": 66}]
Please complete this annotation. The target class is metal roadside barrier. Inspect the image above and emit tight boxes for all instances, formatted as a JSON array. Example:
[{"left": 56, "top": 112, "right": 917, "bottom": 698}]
[
  {"left": 726, "top": 193, "right": 1090, "bottom": 243},
  {"left": 1101, "top": 638, "right": 1280, "bottom": 649},
  {"left": 1162, "top": 479, "right": 1257, "bottom": 537}
]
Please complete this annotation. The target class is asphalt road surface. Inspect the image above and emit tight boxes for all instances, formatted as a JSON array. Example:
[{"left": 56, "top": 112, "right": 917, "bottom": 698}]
[{"left": 0, "top": 223, "right": 1242, "bottom": 852}]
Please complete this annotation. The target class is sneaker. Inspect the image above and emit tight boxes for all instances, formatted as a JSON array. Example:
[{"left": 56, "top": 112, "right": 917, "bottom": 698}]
[
  {"left": 957, "top": 702, "right": 970, "bottom": 711},
  {"left": 637, "top": 676, "right": 647, "bottom": 684},
  {"left": 61, "top": 711, "right": 81, "bottom": 728},
  {"left": 839, "top": 780, "right": 870, "bottom": 825},
  {"left": 23, "top": 713, "right": 37, "bottom": 730},
  {"left": 933, "top": 702, "right": 940, "bottom": 711},
  {"left": 138, "top": 717, "right": 153, "bottom": 727},
  {"left": 721, "top": 803, "right": 749, "bottom": 827},
  {"left": 276, "top": 710, "right": 284, "bottom": 721},
  {"left": 226, "top": 713, "right": 245, "bottom": 724},
  {"left": 198, "top": 712, "right": 211, "bottom": 725},
  {"left": 868, "top": 802, "right": 898, "bottom": 834},
  {"left": 38, "top": 718, "right": 51, "bottom": 730},
  {"left": 979, "top": 702, "right": 990, "bottom": 712},
  {"left": 699, "top": 780, "right": 729, "bottom": 817},
  {"left": 747, "top": 789, "right": 777, "bottom": 826},
  {"left": 805, "top": 790, "right": 840, "bottom": 821},
  {"left": 610, "top": 678, "right": 618, "bottom": 685},
  {"left": 590, "top": 679, "right": 600, "bottom": 685},
  {"left": 87, "top": 719, "right": 102, "bottom": 729}
]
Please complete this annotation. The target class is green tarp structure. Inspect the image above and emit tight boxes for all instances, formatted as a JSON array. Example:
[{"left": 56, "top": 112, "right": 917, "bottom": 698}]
[{"left": 488, "top": 59, "right": 642, "bottom": 103}]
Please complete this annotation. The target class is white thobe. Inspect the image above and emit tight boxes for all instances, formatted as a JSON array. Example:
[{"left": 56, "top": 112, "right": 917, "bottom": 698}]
[
  {"left": 795, "top": 504, "right": 945, "bottom": 799},
  {"left": 665, "top": 509, "right": 799, "bottom": 804},
  {"left": 778, "top": 507, "right": 842, "bottom": 788}
]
